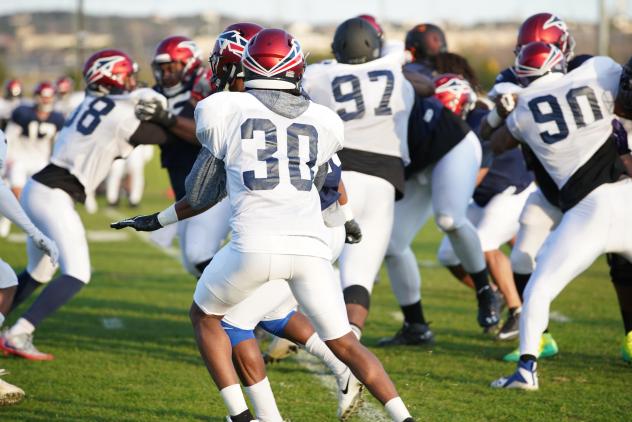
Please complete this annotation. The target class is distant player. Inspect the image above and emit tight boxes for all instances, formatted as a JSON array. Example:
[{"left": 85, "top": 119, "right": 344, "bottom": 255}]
[
  {"left": 301, "top": 17, "right": 415, "bottom": 340},
  {"left": 490, "top": 43, "right": 632, "bottom": 389},
  {"left": 0, "top": 79, "right": 24, "bottom": 130},
  {"left": 0, "top": 49, "right": 191, "bottom": 360},
  {"left": 403, "top": 23, "right": 448, "bottom": 78},
  {"left": 0, "top": 128, "right": 58, "bottom": 404},
  {"left": 113, "top": 28, "right": 416, "bottom": 422},
  {"left": 53, "top": 76, "right": 84, "bottom": 118}
]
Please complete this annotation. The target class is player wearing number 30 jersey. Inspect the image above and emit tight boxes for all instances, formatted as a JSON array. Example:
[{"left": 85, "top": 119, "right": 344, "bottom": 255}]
[{"left": 0, "top": 49, "right": 188, "bottom": 361}]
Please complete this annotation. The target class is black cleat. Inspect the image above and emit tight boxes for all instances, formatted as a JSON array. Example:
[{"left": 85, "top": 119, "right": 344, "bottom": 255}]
[
  {"left": 377, "top": 323, "right": 434, "bottom": 347},
  {"left": 476, "top": 285, "right": 500, "bottom": 328},
  {"left": 497, "top": 309, "right": 521, "bottom": 341},
  {"left": 403, "top": 418, "right": 416, "bottom": 422}
]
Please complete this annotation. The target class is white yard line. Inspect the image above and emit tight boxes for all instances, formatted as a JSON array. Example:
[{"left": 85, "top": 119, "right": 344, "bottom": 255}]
[
  {"left": 103, "top": 208, "right": 388, "bottom": 419},
  {"left": 101, "top": 317, "right": 125, "bottom": 330}
]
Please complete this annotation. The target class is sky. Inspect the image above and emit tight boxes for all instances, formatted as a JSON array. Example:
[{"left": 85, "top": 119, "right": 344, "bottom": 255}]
[{"left": 0, "top": 0, "right": 629, "bottom": 25}]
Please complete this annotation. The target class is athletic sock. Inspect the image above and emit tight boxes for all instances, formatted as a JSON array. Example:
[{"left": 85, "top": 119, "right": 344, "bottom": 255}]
[
  {"left": 384, "top": 396, "right": 411, "bottom": 422},
  {"left": 304, "top": 332, "right": 347, "bottom": 378},
  {"left": 22, "top": 275, "right": 84, "bottom": 327},
  {"left": 509, "top": 306, "right": 521, "bottom": 316},
  {"left": 513, "top": 272, "right": 531, "bottom": 301},
  {"left": 612, "top": 283, "right": 632, "bottom": 333},
  {"left": 11, "top": 271, "right": 44, "bottom": 310},
  {"left": 401, "top": 300, "right": 426, "bottom": 325},
  {"left": 244, "top": 377, "right": 283, "bottom": 422},
  {"left": 219, "top": 384, "right": 249, "bottom": 418},
  {"left": 470, "top": 268, "right": 490, "bottom": 292},
  {"left": 8, "top": 317, "right": 35, "bottom": 337},
  {"left": 350, "top": 324, "right": 362, "bottom": 340},
  {"left": 520, "top": 354, "right": 537, "bottom": 362}
]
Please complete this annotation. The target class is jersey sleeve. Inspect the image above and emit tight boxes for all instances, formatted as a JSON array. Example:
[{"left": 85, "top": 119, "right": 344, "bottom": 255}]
[
  {"left": 505, "top": 109, "right": 525, "bottom": 142},
  {"left": 194, "top": 95, "right": 227, "bottom": 159},
  {"left": 302, "top": 65, "right": 331, "bottom": 105},
  {"left": 316, "top": 109, "right": 344, "bottom": 167},
  {"left": 593, "top": 56, "right": 623, "bottom": 102}
]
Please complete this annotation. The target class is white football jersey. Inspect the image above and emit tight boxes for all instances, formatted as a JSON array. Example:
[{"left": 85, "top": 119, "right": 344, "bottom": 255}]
[
  {"left": 54, "top": 91, "right": 85, "bottom": 117},
  {"left": 50, "top": 88, "right": 164, "bottom": 193},
  {"left": 195, "top": 91, "right": 344, "bottom": 260},
  {"left": 302, "top": 54, "right": 414, "bottom": 163},
  {"left": 0, "top": 130, "right": 7, "bottom": 173},
  {"left": 507, "top": 57, "right": 621, "bottom": 189}
]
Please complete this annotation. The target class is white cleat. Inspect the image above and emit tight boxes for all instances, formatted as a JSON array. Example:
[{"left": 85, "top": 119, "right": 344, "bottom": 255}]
[
  {"left": 336, "top": 368, "right": 363, "bottom": 421},
  {"left": 0, "top": 369, "right": 25, "bottom": 406},
  {"left": 0, "top": 217, "right": 11, "bottom": 238},
  {"left": 490, "top": 359, "right": 539, "bottom": 390}
]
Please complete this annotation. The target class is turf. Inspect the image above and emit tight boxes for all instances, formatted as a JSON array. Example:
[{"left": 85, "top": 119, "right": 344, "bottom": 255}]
[{"left": 0, "top": 155, "right": 629, "bottom": 421}]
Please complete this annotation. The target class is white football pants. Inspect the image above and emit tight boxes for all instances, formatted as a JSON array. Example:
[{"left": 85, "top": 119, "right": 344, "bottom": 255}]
[
  {"left": 338, "top": 171, "right": 395, "bottom": 293},
  {"left": 520, "top": 178, "right": 632, "bottom": 356},
  {"left": 20, "top": 179, "right": 91, "bottom": 284},
  {"left": 438, "top": 182, "right": 537, "bottom": 266},
  {"left": 509, "top": 188, "right": 563, "bottom": 275},
  {"left": 386, "top": 132, "right": 483, "bottom": 306},
  {"left": 105, "top": 145, "right": 152, "bottom": 205}
]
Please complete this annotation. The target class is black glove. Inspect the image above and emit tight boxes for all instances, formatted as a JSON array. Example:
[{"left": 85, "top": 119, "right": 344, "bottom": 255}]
[
  {"left": 135, "top": 99, "right": 177, "bottom": 128},
  {"left": 612, "top": 119, "right": 631, "bottom": 155},
  {"left": 344, "top": 219, "right": 362, "bottom": 244},
  {"left": 110, "top": 213, "right": 162, "bottom": 232}
]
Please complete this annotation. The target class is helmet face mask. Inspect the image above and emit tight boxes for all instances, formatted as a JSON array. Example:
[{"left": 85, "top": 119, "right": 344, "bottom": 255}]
[
  {"left": 5, "top": 79, "right": 22, "bottom": 99},
  {"left": 152, "top": 36, "right": 202, "bottom": 94},
  {"left": 433, "top": 73, "right": 477, "bottom": 118},
  {"left": 405, "top": 23, "right": 447, "bottom": 62},
  {"left": 34, "top": 81, "right": 56, "bottom": 113}
]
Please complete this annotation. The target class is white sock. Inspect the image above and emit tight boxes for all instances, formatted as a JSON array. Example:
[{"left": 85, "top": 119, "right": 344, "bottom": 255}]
[
  {"left": 304, "top": 333, "right": 348, "bottom": 378},
  {"left": 350, "top": 324, "right": 362, "bottom": 340},
  {"left": 0, "top": 312, "right": 5, "bottom": 328},
  {"left": 244, "top": 377, "right": 283, "bottom": 422},
  {"left": 385, "top": 397, "right": 411, "bottom": 422},
  {"left": 219, "top": 384, "right": 249, "bottom": 417},
  {"left": 8, "top": 318, "right": 35, "bottom": 337}
]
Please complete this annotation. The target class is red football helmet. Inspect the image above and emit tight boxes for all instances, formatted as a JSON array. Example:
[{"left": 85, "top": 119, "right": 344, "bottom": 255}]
[
  {"left": 357, "top": 14, "right": 384, "bottom": 39},
  {"left": 152, "top": 35, "right": 202, "bottom": 92},
  {"left": 515, "top": 13, "right": 575, "bottom": 60},
  {"left": 33, "top": 81, "right": 56, "bottom": 112},
  {"left": 83, "top": 49, "right": 137, "bottom": 94},
  {"left": 209, "top": 22, "right": 264, "bottom": 91},
  {"left": 514, "top": 42, "right": 566, "bottom": 86},
  {"left": 190, "top": 67, "right": 216, "bottom": 102},
  {"left": 4, "top": 79, "right": 22, "bottom": 99},
  {"left": 56, "top": 76, "right": 73, "bottom": 96},
  {"left": 434, "top": 74, "right": 477, "bottom": 118},
  {"left": 242, "top": 29, "right": 305, "bottom": 90}
]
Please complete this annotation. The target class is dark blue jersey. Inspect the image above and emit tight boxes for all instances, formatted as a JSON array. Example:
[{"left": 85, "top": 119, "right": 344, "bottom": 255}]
[
  {"left": 406, "top": 96, "right": 470, "bottom": 177},
  {"left": 494, "top": 67, "right": 519, "bottom": 86},
  {"left": 11, "top": 105, "right": 64, "bottom": 140},
  {"left": 403, "top": 61, "right": 435, "bottom": 79},
  {"left": 319, "top": 157, "right": 341, "bottom": 210}
]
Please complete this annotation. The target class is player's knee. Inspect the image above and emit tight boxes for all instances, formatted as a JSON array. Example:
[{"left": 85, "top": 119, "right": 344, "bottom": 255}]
[
  {"left": 258, "top": 310, "right": 295, "bottom": 338},
  {"left": 435, "top": 213, "right": 463, "bottom": 233},
  {"left": 607, "top": 253, "right": 632, "bottom": 286},
  {"left": 221, "top": 321, "right": 256, "bottom": 347},
  {"left": 0, "top": 261, "right": 17, "bottom": 289},
  {"left": 343, "top": 285, "right": 371, "bottom": 310},
  {"left": 510, "top": 250, "right": 535, "bottom": 274}
]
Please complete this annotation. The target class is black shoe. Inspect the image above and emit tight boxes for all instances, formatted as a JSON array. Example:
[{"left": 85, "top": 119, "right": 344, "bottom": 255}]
[
  {"left": 476, "top": 285, "right": 500, "bottom": 328},
  {"left": 377, "top": 323, "right": 434, "bottom": 347},
  {"left": 497, "top": 309, "right": 520, "bottom": 341},
  {"left": 403, "top": 418, "right": 416, "bottom": 422}
]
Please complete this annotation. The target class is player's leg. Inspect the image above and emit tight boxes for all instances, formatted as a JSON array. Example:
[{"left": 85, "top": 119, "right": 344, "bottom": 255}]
[
  {"left": 2, "top": 180, "right": 89, "bottom": 360},
  {"left": 492, "top": 185, "right": 614, "bottom": 389},
  {"left": 105, "top": 158, "right": 126, "bottom": 206},
  {"left": 179, "top": 199, "right": 231, "bottom": 277},
  {"left": 191, "top": 245, "right": 279, "bottom": 421},
  {"left": 125, "top": 148, "right": 146, "bottom": 207},
  {"left": 607, "top": 253, "right": 632, "bottom": 362},
  {"left": 339, "top": 171, "right": 395, "bottom": 336},
  {"left": 381, "top": 175, "right": 434, "bottom": 346},
  {"left": 289, "top": 255, "right": 413, "bottom": 422},
  {"left": 0, "top": 260, "right": 18, "bottom": 328},
  {"left": 431, "top": 132, "right": 499, "bottom": 327}
]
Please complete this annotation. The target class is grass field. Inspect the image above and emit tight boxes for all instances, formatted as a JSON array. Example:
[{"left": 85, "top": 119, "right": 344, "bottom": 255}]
[{"left": 0, "top": 154, "right": 629, "bottom": 421}]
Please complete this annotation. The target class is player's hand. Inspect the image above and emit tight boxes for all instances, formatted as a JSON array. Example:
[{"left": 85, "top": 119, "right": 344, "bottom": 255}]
[
  {"left": 110, "top": 213, "right": 162, "bottom": 232},
  {"left": 344, "top": 219, "right": 362, "bottom": 244},
  {"left": 612, "top": 119, "right": 631, "bottom": 154},
  {"left": 495, "top": 93, "right": 518, "bottom": 118},
  {"left": 135, "top": 99, "right": 177, "bottom": 128},
  {"left": 31, "top": 231, "right": 59, "bottom": 266}
]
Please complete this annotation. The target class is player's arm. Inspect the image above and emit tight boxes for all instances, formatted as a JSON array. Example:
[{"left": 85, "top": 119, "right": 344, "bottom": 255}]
[
  {"left": 490, "top": 124, "right": 520, "bottom": 155},
  {"left": 480, "top": 93, "right": 518, "bottom": 140},
  {"left": 135, "top": 99, "right": 199, "bottom": 145},
  {"left": 402, "top": 67, "right": 435, "bottom": 97},
  {"left": 111, "top": 148, "right": 226, "bottom": 231},
  {"left": 611, "top": 119, "right": 632, "bottom": 177}
]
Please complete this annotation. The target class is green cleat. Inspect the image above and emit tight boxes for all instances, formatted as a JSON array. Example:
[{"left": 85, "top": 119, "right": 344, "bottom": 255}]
[
  {"left": 622, "top": 331, "right": 632, "bottom": 364},
  {"left": 502, "top": 333, "right": 559, "bottom": 362}
]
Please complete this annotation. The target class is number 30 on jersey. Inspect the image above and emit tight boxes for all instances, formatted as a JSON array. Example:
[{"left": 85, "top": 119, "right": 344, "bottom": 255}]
[{"left": 241, "top": 118, "right": 317, "bottom": 192}]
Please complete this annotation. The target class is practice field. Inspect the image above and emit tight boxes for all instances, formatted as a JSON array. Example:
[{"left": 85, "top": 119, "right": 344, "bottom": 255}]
[{"left": 0, "top": 155, "right": 629, "bottom": 421}]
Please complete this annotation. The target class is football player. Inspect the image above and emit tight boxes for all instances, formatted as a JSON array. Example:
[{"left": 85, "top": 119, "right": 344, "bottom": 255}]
[
  {"left": 0, "top": 49, "right": 191, "bottom": 360},
  {"left": 0, "top": 129, "right": 58, "bottom": 404},
  {"left": 433, "top": 74, "right": 534, "bottom": 340},
  {"left": 490, "top": 43, "right": 632, "bottom": 389},
  {"left": 3, "top": 82, "right": 65, "bottom": 197},
  {"left": 112, "top": 29, "right": 415, "bottom": 422},
  {"left": 136, "top": 35, "right": 232, "bottom": 277},
  {"left": 54, "top": 76, "right": 84, "bottom": 117},
  {"left": 0, "top": 79, "right": 24, "bottom": 130},
  {"left": 403, "top": 23, "right": 448, "bottom": 78},
  {"left": 105, "top": 144, "right": 154, "bottom": 207},
  {"left": 301, "top": 17, "right": 415, "bottom": 341}
]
